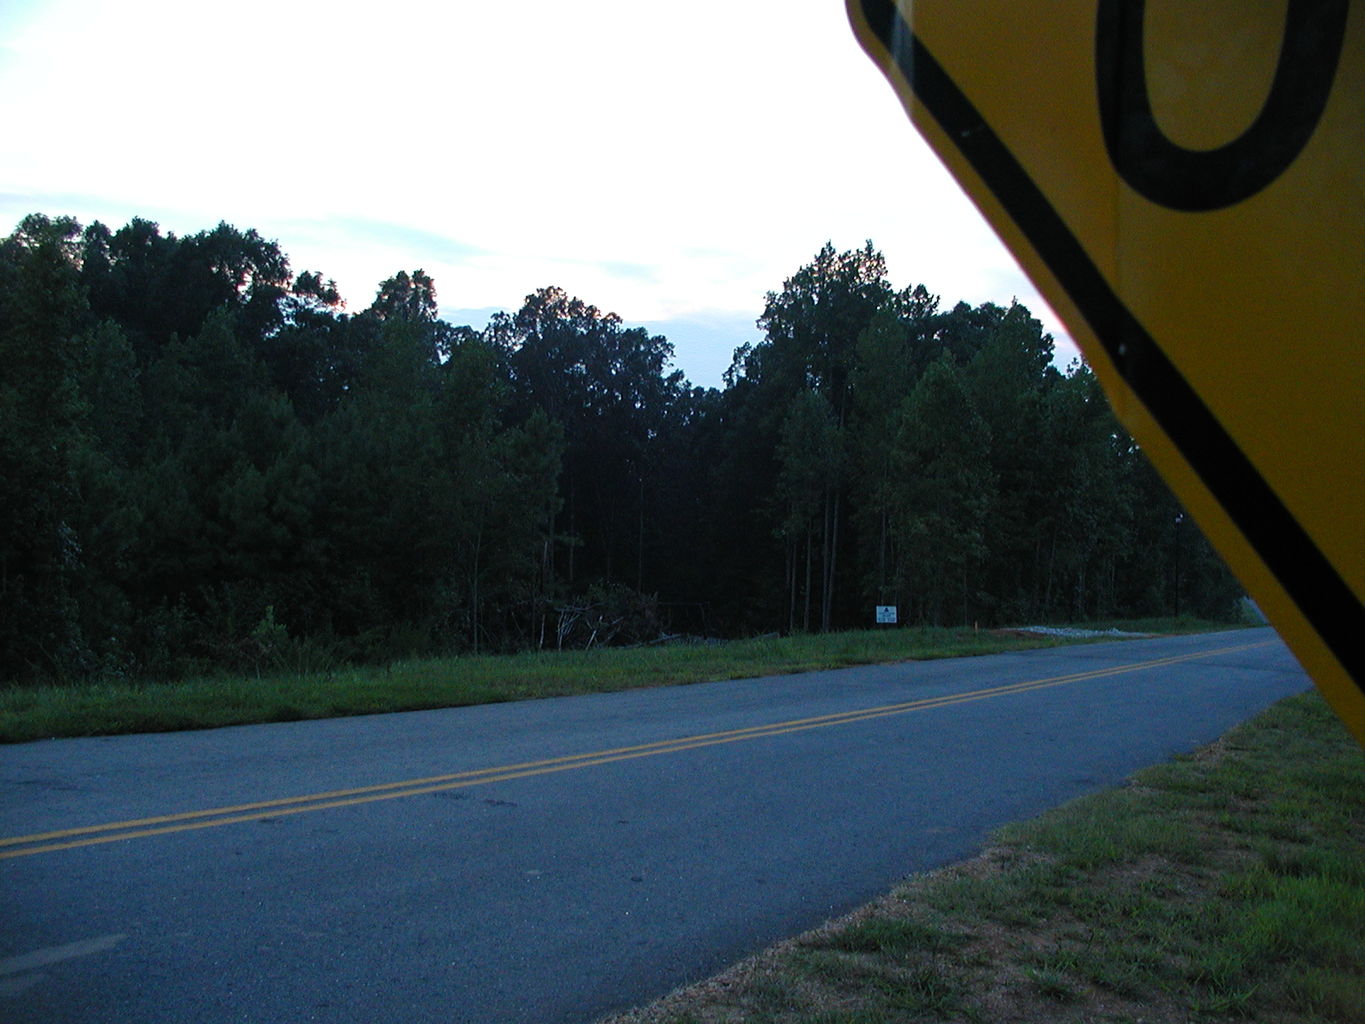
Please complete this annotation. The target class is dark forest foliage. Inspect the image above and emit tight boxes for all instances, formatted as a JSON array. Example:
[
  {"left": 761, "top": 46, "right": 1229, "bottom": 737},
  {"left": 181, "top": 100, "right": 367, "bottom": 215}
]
[{"left": 0, "top": 217, "right": 1241, "bottom": 682}]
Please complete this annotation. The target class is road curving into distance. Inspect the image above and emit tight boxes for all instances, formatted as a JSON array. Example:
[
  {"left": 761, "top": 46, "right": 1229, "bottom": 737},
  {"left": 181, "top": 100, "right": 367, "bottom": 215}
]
[{"left": 0, "top": 627, "right": 1307, "bottom": 1022}]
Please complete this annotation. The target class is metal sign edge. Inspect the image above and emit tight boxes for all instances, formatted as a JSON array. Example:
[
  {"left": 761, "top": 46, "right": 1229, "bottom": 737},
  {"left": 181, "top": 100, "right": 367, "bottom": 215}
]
[{"left": 846, "top": 0, "right": 1365, "bottom": 744}]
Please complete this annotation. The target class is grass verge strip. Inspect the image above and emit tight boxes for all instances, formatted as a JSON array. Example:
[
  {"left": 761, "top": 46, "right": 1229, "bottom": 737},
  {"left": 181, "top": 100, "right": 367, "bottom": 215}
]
[{"left": 0, "top": 618, "right": 1238, "bottom": 743}]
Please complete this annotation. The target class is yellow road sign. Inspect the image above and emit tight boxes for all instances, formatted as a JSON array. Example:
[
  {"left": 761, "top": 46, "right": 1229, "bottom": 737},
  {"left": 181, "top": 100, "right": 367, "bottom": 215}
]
[{"left": 847, "top": 0, "right": 1365, "bottom": 744}]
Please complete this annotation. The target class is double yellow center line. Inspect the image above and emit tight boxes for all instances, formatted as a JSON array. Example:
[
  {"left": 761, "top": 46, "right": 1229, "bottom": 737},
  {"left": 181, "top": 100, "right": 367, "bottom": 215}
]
[{"left": 1, "top": 640, "right": 1270, "bottom": 860}]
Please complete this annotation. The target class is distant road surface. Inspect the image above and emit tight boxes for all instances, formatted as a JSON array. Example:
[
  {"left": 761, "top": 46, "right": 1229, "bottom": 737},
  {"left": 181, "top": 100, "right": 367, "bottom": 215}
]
[{"left": 1, "top": 628, "right": 1307, "bottom": 1023}]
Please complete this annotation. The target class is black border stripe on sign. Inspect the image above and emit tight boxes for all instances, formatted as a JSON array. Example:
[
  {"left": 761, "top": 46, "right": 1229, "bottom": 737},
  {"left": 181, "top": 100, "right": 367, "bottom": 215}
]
[{"left": 856, "top": 0, "right": 1364, "bottom": 694}]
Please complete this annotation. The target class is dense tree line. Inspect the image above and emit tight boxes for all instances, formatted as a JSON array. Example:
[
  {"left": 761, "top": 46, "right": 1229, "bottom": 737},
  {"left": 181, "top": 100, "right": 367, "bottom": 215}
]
[{"left": 0, "top": 217, "right": 1240, "bottom": 682}]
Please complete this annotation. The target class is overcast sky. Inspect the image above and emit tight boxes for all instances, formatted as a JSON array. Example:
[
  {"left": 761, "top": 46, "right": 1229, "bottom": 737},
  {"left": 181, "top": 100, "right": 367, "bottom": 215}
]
[{"left": 0, "top": 0, "right": 1075, "bottom": 387}]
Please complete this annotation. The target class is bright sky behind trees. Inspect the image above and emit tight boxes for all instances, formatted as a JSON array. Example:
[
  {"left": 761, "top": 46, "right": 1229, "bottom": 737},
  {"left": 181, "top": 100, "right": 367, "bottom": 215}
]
[{"left": 0, "top": 0, "right": 1075, "bottom": 386}]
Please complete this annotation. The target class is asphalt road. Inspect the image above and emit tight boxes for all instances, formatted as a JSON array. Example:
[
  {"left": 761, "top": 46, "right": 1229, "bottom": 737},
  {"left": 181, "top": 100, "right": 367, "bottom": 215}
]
[{"left": 0, "top": 628, "right": 1307, "bottom": 1023}]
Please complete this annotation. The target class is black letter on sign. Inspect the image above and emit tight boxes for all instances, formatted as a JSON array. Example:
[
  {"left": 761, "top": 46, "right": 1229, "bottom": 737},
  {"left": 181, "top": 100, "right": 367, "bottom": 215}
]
[{"left": 1096, "top": 0, "right": 1348, "bottom": 212}]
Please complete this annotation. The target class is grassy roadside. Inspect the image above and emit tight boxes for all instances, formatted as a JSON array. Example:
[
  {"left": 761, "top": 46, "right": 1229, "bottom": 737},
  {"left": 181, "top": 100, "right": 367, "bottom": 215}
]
[
  {"left": 597, "top": 691, "right": 1364, "bottom": 1024},
  {"left": 0, "top": 617, "right": 1236, "bottom": 743}
]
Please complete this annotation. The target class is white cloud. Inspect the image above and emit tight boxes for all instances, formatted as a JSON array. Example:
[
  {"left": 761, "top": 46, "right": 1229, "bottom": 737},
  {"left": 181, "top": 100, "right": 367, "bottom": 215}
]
[{"left": 0, "top": 0, "right": 1072, "bottom": 385}]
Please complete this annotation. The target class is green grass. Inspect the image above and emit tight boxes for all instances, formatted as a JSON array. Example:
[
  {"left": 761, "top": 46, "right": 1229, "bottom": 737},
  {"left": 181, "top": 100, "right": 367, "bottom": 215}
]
[
  {"left": 596, "top": 691, "right": 1364, "bottom": 1024},
  {"left": 0, "top": 617, "right": 1234, "bottom": 743}
]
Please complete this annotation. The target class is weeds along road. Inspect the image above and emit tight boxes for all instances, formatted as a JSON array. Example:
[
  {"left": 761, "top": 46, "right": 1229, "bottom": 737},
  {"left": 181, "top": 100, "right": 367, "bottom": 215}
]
[{"left": 0, "top": 628, "right": 1307, "bottom": 1023}]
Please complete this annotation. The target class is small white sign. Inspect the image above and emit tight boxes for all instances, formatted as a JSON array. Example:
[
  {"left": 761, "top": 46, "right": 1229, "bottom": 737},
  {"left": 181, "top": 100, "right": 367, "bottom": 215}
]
[{"left": 875, "top": 605, "right": 897, "bottom": 624}]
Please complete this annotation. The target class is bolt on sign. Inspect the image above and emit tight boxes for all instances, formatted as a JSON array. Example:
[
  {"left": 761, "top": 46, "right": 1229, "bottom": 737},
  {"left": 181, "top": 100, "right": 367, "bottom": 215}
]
[{"left": 846, "top": 0, "right": 1365, "bottom": 745}]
